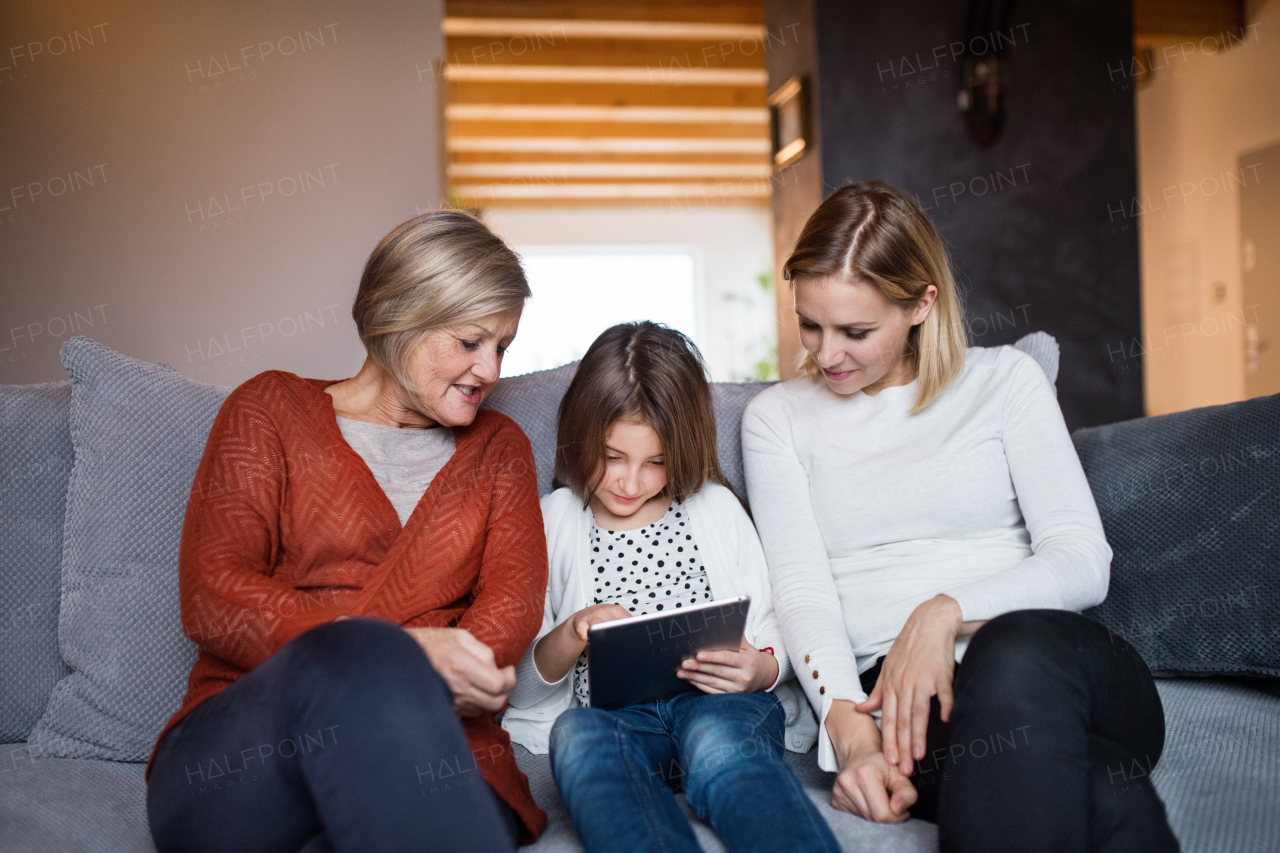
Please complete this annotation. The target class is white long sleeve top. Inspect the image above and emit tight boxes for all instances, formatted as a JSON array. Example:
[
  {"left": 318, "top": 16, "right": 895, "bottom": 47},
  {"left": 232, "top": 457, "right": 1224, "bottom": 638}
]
[
  {"left": 741, "top": 345, "right": 1111, "bottom": 771},
  {"left": 501, "top": 483, "right": 819, "bottom": 754}
]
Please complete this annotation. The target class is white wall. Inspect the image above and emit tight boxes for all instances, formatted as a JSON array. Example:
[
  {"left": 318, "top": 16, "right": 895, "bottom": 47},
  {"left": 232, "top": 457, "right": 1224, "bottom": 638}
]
[
  {"left": 0, "top": 0, "right": 445, "bottom": 387},
  {"left": 1134, "top": 1, "right": 1280, "bottom": 414},
  {"left": 480, "top": 205, "right": 777, "bottom": 382}
]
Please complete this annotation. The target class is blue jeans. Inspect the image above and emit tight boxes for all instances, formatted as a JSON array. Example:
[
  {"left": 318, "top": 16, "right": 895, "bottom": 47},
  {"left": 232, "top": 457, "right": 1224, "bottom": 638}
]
[
  {"left": 147, "top": 618, "right": 518, "bottom": 853},
  {"left": 549, "top": 691, "right": 838, "bottom": 853}
]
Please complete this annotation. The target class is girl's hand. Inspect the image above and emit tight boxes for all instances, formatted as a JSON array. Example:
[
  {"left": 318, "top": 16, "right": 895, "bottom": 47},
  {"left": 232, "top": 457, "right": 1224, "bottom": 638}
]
[
  {"left": 826, "top": 701, "right": 917, "bottom": 823},
  {"left": 533, "top": 603, "right": 630, "bottom": 683},
  {"left": 569, "top": 603, "right": 631, "bottom": 641},
  {"left": 677, "top": 638, "right": 779, "bottom": 694},
  {"left": 855, "top": 594, "right": 962, "bottom": 776}
]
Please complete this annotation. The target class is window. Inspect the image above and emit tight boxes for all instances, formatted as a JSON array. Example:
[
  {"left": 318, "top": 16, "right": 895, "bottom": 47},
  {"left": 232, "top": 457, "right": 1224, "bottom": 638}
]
[{"left": 501, "top": 248, "right": 700, "bottom": 377}]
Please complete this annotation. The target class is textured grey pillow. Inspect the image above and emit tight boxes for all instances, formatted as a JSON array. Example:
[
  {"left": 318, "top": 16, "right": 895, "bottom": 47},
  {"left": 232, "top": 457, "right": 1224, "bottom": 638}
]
[
  {"left": 27, "top": 338, "right": 230, "bottom": 760},
  {"left": 710, "top": 382, "right": 771, "bottom": 506},
  {"left": 482, "top": 363, "right": 577, "bottom": 496},
  {"left": 0, "top": 381, "right": 73, "bottom": 742},
  {"left": 483, "top": 365, "right": 771, "bottom": 507},
  {"left": 1076, "top": 393, "right": 1280, "bottom": 677}
]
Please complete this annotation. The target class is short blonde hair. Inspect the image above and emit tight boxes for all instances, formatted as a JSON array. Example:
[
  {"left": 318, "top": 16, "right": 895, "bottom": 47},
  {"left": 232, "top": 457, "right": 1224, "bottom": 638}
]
[
  {"left": 352, "top": 210, "right": 530, "bottom": 390},
  {"left": 784, "top": 180, "right": 967, "bottom": 414}
]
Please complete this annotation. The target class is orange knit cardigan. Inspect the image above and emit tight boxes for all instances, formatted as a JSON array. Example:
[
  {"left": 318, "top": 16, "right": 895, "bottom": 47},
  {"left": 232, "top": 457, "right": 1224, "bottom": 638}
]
[{"left": 148, "top": 370, "right": 549, "bottom": 841}]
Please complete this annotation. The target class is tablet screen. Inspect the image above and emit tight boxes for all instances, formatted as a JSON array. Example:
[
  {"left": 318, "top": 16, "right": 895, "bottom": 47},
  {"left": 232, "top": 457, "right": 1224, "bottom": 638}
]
[{"left": 586, "top": 596, "right": 750, "bottom": 711}]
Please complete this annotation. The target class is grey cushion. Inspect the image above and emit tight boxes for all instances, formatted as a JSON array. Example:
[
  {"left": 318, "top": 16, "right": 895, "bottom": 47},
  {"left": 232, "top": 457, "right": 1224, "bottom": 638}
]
[
  {"left": 1075, "top": 393, "right": 1280, "bottom": 676},
  {"left": 1151, "top": 678, "right": 1280, "bottom": 853},
  {"left": 484, "top": 365, "right": 771, "bottom": 508},
  {"left": 483, "top": 330, "right": 1058, "bottom": 506},
  {"left": 0, "top": 744, "right": 154, "bottom": 853},
  {"left": 27, "top": 338, "right": 230, "bottom": 761},
  {"left": 1011, "top": 330, "right": 1059, "bottom": 389},
  {"left": 0, "top": 382, "right": 73, "bottom": 741},
  {"left": 6, "top": 678, "right": 1278, "bottom": 853},
  {"left": 482, "top": 364, "right": 577, "bottom": 496},
  {"left": 709, "top": 382, "right": 771, "bottom": 506}
]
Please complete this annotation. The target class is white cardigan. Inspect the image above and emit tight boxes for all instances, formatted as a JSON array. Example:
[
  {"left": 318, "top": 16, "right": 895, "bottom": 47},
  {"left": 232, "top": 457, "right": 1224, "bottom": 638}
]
[{"left": 501, "top": 483, "right": 818, "bottom": 755}]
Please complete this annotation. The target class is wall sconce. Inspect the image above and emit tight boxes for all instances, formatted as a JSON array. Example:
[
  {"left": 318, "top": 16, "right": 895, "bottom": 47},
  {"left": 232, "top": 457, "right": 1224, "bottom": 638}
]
[
  {"left": 769, "top": 76, "right": 811, "bottom": 170},
  {"left": 957, "top": 0, "right": 1013, "bottom": 147}
]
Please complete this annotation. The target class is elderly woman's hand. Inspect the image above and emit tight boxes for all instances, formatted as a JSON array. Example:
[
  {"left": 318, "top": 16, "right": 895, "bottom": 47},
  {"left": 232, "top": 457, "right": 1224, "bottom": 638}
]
[{"left": 404, "top": 626, "right": 516, "bottom": 717}]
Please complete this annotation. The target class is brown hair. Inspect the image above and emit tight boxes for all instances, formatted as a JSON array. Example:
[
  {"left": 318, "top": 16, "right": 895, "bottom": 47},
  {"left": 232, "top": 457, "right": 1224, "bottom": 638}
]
[
  {"left": 784, "top": 180, "right": 967, "bottom": 414},
  {"left": 554, "top": 322, "right": 731, "bottom": 507},
  {"left": 353, "top": 209, "right": 530, "bottom": 392}
]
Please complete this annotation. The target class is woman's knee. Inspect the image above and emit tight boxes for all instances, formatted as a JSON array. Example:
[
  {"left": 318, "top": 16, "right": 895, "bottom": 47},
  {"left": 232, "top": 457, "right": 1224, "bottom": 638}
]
[
  {"left": 274, "top": 618, "right": 445, "bottom": 697},
  {"left": 960, "top": 610, "right": 1101, "bottom": 686}
]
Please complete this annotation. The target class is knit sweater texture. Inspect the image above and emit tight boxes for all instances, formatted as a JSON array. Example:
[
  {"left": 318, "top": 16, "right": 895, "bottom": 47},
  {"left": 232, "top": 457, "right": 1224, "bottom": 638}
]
[{"left": 147, "top": 370, "right": 549, "bottom": 840}]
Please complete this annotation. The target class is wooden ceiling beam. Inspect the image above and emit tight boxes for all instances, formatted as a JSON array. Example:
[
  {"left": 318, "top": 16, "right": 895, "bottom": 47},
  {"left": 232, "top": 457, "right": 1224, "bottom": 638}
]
[
  {"left": 448, "top": 162, "right": 773, "bottom": 179},
  {"left": 449, "top": 150, "right": 770, "bottom": 165},
  {"left": 445, "top": 1, "right": 763, "bottom": 25},
  {"left": 443, "top": 35, "right": 766, "bottom": 71},
  {"left": 442, "top": 64, "right": 766, "bottom": 85},
  {"left": 448, "top": 120, "right": 765, "bottom": 139},
  {"left": 449, "top": 136, "right": 771, "bottom": 154},
  {"left": 447, "top": 81, "right": 766, "bottom": 107},
  {"left": 444, "top": 18, "right": 765, "bottom": 41},
  {"left": 1133, "top": 0, "right": 1245, "bottom": 37},
  {"left": 446, "top": 104, "right": 767, "bottom": 124},
  {"left": 454, "top": 181, "right": 772, "bottom": 201}
]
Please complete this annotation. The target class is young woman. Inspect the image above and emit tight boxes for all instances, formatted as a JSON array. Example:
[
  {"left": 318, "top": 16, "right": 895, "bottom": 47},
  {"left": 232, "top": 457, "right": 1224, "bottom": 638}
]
[
  {"left": 502, "top": 322, "right": 835, "bottom": 853},
  {"left": 741, "top": 181, "right": 1179, "bottom": 852}
]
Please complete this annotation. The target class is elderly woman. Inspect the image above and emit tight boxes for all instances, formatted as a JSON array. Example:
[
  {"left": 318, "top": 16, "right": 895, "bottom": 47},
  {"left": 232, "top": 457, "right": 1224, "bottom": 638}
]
[{"left": 145, "top": 211, "right": 549, "bottom": 852}]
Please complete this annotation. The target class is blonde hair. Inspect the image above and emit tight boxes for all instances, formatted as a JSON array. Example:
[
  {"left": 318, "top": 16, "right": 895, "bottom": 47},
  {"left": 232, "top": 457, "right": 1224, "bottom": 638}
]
[
  {"left": 352, "top": 210, "right": 530, "bottom": 390},
  {"left": 553, "top": 322, "right": 733, "bottom": 507},
  {"left": 784, "top": 180, "right": 967, "bottom": 414}
]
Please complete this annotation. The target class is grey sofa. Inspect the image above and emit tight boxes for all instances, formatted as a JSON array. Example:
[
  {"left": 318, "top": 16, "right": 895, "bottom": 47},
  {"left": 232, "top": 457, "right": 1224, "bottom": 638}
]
[{"left": 2, "top": 336, "right": 1277, "bottom": 853}]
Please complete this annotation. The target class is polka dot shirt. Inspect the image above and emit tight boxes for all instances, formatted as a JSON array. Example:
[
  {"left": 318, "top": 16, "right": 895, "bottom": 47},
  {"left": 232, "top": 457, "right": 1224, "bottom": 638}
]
[{"left": 572, "top": 499, "right": 710, "bottom": 707}]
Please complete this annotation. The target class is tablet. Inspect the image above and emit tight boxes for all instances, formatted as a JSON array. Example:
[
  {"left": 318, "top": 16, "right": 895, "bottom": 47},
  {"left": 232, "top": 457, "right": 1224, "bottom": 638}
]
[{"left": 586, "top": 596, "right": 751, "bottom": 711}]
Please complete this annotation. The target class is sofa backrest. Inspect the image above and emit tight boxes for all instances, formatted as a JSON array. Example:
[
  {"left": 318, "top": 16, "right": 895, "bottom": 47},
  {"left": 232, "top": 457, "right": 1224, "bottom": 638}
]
[
  {"left": 480, "top": 363, "right": 770, "bottom": 503},
  {"left": 0, "top": 334, "right": 1062, "bottom": 744},
  {"left": 0, "top": 381, "right": 73, "bottom": 742}
]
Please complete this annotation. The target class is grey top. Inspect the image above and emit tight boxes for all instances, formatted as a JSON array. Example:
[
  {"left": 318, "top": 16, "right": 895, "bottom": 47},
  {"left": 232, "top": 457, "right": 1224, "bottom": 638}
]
[{"left": 336, "top": 416, "right": 456, "bottom": 526}]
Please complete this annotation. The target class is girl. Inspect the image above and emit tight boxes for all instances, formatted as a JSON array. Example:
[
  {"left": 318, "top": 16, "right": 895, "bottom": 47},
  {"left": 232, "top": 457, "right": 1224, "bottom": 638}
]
[
  {"left": 502, "top": 322, "right": 836, "bottom": 853},
  {"left": 742, "top": 181, "right": 1177, "bottom": 852}
]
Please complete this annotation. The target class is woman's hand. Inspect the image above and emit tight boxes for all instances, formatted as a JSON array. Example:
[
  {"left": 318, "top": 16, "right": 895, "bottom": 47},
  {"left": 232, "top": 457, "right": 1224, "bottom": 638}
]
[
  {"left": 678, "top": 638, "right": 779, "bottom": 694},
  {"left": 855, "top": 594, "right": 962, "bottom": 775},
  {"left": 826, "top": 700, "right": 917, "bottom": 823},
  {"left": 531, "top": 603, "right": 631, "bottom": 684},
  {"left": 404, "top": 626, "right": 516, "bottom": 718}
]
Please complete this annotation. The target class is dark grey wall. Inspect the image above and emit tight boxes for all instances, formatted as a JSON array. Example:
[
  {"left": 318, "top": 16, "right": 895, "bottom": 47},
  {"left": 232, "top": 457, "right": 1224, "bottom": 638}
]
[{"left": 813, "top": 0, "right": 1142, "bottom": 429}]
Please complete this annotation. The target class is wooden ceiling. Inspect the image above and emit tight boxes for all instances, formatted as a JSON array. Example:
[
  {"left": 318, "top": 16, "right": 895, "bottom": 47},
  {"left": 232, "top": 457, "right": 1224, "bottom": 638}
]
[
  {"left": 441, "top": 0, "right": 770, "bottom": 208},
  {"left": 1133, "top": 0, "right": 1247, "bottom": 81},
  {"left": 439, "top": 1, "right": 1248, "bottom": 206}
]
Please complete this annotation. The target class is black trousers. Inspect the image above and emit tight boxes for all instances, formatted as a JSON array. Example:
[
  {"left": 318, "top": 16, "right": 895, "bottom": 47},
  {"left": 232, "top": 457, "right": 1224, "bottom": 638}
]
[
  {"left": 859, "top": 610, "right": 1179, "bottom": 853},
  {"left": 147, "top": 618, "right": 519, "bottom": 853}
]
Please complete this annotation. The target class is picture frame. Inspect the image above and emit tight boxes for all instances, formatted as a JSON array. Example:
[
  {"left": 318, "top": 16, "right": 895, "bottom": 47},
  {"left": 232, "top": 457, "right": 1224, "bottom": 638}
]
[{"left": 768, "top": 75, "right": 811, "bottom": 171}]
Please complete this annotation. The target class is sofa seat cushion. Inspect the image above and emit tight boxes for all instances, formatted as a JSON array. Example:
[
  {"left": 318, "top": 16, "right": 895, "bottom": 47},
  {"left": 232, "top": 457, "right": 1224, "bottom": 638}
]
[
  {"left": 1151, "top": 678, "right": 1280, "bottom": 853},
  {"left": 2, "top": 678, "right": 1276, "bottom": 852},
  {"left": 0, "top": 745, "right": 153, "bottom": 853}
]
